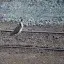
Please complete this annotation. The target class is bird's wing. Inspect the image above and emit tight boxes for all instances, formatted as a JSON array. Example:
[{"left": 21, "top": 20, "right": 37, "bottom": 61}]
[{"left": 10, "top": 24, "right": 21, "bottom": 36}]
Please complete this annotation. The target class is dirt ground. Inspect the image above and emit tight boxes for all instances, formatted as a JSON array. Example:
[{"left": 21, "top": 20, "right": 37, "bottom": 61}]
[{"left": 0, "top": 22, "right": 64, "bottom": 64}]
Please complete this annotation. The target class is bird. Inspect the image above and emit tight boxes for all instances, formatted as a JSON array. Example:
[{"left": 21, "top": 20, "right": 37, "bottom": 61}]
[{"left": 10, "top": 21, "right": 23, "bottom": 36}]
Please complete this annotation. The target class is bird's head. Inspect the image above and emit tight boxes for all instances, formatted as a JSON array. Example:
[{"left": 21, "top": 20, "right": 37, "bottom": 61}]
[{"left": 18, "top": 17, "right": 23, "bottom": 28}]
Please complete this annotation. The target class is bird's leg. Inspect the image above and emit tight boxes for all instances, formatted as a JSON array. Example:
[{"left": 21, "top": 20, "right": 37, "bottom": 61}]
[
  {"left": 15, "top": 35, "right": 20, "bottom": 45},
  {"left": 15, "top": 35, "right": 18, "bottom": 40}
]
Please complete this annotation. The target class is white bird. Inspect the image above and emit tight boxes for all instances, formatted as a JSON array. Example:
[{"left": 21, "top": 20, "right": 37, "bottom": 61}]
[{"left": 10, "top": 22, "right": 23, "bottom": 36}]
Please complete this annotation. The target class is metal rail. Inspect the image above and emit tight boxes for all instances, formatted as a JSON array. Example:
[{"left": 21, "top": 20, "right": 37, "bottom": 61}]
[
  {"left": 0, "top": 29, "right": 64, "bottom": 34},
  {"left": 0, "top": 45, "right": 64, "bottom": 51}
]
